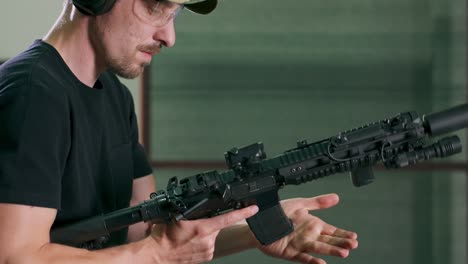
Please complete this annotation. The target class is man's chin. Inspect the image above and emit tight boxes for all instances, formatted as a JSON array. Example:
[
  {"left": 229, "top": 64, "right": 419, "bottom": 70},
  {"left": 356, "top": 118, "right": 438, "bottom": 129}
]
[{"left": 111, "top": 64, "right": 147, "bottom": 79}]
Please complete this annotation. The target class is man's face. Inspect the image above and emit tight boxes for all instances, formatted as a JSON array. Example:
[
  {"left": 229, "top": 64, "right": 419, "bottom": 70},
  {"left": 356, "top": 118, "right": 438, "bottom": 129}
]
[{"left": 89, "top": 0, "right": 181, "bottom": 79}]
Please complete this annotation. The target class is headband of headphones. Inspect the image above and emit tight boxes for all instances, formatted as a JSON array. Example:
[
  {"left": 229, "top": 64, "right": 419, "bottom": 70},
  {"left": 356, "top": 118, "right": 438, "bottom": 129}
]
[
  {"left": 72, "top": 0, "right": 217, "bottom": 16},
  {"left": 72, "top": 0, "right": 116, "bottom": 16}
]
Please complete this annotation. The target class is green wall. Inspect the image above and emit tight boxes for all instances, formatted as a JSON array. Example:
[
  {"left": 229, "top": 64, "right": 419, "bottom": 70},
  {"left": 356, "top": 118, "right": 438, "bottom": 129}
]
[{"left": 148, "top": 0, "right": 467, "bottom": 263}]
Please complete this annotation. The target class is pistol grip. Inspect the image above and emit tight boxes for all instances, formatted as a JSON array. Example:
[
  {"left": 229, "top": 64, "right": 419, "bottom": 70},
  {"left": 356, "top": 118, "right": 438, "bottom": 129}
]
[{"left": 246, "top": 192, "right": 293, "bottom": 245}]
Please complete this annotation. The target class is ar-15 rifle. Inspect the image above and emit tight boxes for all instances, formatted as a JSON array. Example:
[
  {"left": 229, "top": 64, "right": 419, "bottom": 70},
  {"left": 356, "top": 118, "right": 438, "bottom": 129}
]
[{"left": 51, "top": 103, "right": 468, "bottom": 248}]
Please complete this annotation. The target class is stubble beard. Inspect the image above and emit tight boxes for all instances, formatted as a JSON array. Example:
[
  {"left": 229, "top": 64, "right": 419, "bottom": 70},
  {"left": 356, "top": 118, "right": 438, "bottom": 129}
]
[
  {"left": 108, "top": 55, "right": 148, "bottom": 79},
  {"left": 89, "top": 20, "right": 147, "bottom": 80}
]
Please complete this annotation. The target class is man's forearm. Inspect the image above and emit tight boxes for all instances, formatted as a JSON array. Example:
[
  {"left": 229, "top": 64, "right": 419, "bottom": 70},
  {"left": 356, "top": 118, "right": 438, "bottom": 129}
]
[
  {"left": 5, "top": 238, "right": 155, "bottom": 264},
  {"left": 214, "top": 223, "right": 258, "bottom": 259}
]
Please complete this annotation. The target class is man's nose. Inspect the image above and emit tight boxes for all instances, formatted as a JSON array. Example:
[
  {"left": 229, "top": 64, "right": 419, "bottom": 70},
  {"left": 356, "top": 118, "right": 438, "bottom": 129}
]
[{"left": 153, "top": 20, "right": 176, "bottom": 48}]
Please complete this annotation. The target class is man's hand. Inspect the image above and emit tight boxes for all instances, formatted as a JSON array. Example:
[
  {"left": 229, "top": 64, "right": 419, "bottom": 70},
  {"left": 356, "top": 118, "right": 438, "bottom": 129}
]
[
  {"left": 257, "top": 194, "right": 358, "bottom": 264},
  {"left": 148, "top": 205, "right": 259, "bottom": 264}
]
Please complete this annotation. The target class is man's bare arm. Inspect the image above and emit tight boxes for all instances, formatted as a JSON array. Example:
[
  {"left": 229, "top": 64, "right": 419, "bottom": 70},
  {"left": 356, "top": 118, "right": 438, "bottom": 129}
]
[
  {"left": 0, "top": 203, "right": 152, "bottom": 264},
  {"left": 128, "top": 175, "right": 156, "bottom": 242},
  {"left": 0, "top": 197, "right": 258, "bottom": 264}
]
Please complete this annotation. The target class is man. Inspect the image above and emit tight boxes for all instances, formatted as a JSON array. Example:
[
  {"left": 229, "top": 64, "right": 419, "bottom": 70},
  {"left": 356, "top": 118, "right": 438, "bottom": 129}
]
[{"left": 0, "top": 0, "right": 358, "bottom": 263}]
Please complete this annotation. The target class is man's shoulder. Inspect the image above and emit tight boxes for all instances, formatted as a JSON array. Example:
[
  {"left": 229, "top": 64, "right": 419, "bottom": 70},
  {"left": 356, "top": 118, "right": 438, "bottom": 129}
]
[
  {"left": 0, "top": 40, "right": 69, "bottom": 99},
  {"left": 0, "top": 40, "right": 64, "bottom": 90}
]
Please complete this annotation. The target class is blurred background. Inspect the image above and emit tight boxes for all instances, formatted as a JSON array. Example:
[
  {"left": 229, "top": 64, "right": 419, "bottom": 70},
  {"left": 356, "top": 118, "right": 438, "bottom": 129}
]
[
  {"left": 1, "top": 0, "right": 466, "bottom": 263},
  {"left": 146, "top": 0, "right": 467, "bottom": 263}
]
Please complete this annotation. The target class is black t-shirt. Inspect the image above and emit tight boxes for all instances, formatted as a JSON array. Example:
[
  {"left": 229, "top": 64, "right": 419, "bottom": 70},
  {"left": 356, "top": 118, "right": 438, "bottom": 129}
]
[{"left": 0, "top": 40, "right": 153, "bottom": 247}]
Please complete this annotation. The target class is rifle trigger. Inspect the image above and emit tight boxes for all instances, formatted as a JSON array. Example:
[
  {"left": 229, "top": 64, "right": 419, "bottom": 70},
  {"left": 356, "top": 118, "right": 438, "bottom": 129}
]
[{"left": 174, "top": 213, "right": 185, "bottom": 221}]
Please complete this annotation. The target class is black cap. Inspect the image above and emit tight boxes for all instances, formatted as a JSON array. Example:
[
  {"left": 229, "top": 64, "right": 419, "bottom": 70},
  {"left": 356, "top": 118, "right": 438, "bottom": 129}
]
[{"left": 169, "top": 0, "right": 217, "bottom": 14}]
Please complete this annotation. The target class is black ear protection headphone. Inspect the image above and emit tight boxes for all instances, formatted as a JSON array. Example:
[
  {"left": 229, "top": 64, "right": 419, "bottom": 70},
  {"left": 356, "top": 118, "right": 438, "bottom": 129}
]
[
  {"left": 72, "top": 0, "right": 218, "bottom": 16},
  {"left": 72, "top": 0, "right": 117, "bottom": 16}
]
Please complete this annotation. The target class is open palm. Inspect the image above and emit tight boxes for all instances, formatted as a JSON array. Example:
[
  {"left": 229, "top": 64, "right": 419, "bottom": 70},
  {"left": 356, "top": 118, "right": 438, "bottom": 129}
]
[{"left": 258, "top": 194, "right": 359, "bottom": 264}]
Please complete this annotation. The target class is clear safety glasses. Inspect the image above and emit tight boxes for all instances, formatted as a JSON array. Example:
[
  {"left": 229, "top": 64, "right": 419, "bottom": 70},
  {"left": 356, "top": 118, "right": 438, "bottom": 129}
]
[{"left": 133, "top": 0, "right": 184, "bottom": 28}]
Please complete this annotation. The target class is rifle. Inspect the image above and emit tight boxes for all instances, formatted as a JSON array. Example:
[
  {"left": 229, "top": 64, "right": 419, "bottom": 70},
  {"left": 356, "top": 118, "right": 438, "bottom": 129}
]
[{"left": 50, "top": 103, "right": 468, "bottom": 248}]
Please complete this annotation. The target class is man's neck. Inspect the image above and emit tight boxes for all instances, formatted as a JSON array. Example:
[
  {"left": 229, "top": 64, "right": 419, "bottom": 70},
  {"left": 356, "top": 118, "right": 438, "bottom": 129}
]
[{"left": 43, "top": 7, "right": 105, "bottom": 88}]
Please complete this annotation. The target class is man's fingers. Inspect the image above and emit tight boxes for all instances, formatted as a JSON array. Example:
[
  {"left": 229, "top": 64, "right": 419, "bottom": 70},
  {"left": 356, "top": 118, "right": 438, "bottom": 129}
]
[
  {"left": 304, "top": 241, "right": 350, "bottom": 258},
  {"left": 197, "top": 205, "right": 259, "bottom": 234},
  {"left": 317, "top": 235, "right": 359, "bottom": 249},
  {"left": 321, "top": 224, "right": 358, "bottom": 240},
  {"left": 284, "top": 194, "right": 340, "bottom": 213},
  {"left": 332, "top": 228, "right": 358, "bottom": 239},
  {"left": 303, "top": 194, "right": 340, "bottom": 211}
]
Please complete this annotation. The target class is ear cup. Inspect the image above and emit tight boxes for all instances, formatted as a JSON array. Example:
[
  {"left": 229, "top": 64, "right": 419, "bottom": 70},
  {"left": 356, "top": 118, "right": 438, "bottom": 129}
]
[{"left": 72, "top": 0, "right": 117, "bottom": 15}]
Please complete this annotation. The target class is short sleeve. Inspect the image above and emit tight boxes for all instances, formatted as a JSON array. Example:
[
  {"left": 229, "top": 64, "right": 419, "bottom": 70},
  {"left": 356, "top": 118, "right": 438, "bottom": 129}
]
[{"left": 0, "top": 74, "right": 71, "bottom": 208}]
